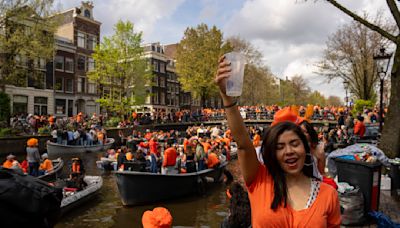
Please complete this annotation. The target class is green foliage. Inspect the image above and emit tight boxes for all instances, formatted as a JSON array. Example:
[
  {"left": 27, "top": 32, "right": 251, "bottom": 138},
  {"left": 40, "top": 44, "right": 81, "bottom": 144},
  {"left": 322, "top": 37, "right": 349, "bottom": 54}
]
[
  {"left": 352, "top": 99, "right": 374, "bottom": 116},
  {"left": 88, "top": 20, "right": 152, "bottom": 114},
  {"left": 0, "top": 92, "right": 11, "bottom": 122},
  {"left": 38, "top": 126, "right": 50, "bottom": 135},
  {"left": 105, "top": 116, "right": 122, "bottom": 127},
  {"left": 307, "top": 91, "right": 326, "bottom": 106},
  {"left": 0, "top": 0, "right": 58, "bottom": 87},
  {"left": 0, "top": 128, "right": 12, "bottom": 137},
  {"left": 176, "top": 24, "right": 232, "bottom": 107}
]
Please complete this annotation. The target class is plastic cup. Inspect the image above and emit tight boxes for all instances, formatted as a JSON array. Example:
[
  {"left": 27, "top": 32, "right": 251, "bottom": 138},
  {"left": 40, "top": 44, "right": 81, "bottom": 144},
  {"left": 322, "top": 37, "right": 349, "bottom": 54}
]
[{"left": 224, "top": 52, "right": 246, "bottom": 97}]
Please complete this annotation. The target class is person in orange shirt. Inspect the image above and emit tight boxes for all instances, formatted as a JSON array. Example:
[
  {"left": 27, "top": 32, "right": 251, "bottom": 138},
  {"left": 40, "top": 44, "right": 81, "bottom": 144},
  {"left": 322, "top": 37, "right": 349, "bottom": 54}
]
[
  {"left": 206, "top": 151, "right": 220, "bottom": 168},
  {"left": 39, "top": 153, "right": 53, "bottom": 175},
  {"left": 162, "top": 144, "right": 178, "bottom": 174},
  {"left": 215, "top": 57, "right": 341, "bottom": 227},
  {"left": 2, "top": 154, "right": 21, "bottom": 170},
  {"left": 252, "top": 130, "right": 261, "bottom": 148}
]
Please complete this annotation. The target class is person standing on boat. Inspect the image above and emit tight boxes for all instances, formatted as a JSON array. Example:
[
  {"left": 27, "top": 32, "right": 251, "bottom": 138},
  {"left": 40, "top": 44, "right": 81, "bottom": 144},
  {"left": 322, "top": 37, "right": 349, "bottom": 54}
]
[
  {"left": 162, "top": 143, "right": 178, "bottom": 174},
  {"left": 26, "top": 138, "right": 40, "bottom": 177},
  {"left": 149, "top": 136, "right": 159, "bottom": 173},
  {"left": 194, "top": 139, "right": 206, "bottom": 171}
]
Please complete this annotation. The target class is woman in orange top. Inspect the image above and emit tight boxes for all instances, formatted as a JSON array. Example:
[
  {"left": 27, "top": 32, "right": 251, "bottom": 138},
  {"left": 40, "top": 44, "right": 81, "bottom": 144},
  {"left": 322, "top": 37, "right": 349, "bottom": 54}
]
[{"left": 215, "top": 56, "right": 341, "bottom": 228}]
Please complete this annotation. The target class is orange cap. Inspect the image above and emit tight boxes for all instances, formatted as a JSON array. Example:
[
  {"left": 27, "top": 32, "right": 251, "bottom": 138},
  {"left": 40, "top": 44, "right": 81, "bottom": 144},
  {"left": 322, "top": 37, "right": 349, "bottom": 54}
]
[
  {"left": 271, "top": 107, "right": 304, "bottom": 126},
  {"left": 142, "top": 207, "right": 173, "bottom": 228},
  {"left": 27, "top": 138, "right": 38, "bottom": 147}
]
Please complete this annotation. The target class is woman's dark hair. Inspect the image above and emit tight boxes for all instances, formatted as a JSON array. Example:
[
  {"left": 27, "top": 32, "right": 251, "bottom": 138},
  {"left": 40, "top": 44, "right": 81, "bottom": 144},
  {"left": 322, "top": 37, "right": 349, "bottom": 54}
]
[
  {"left": 226, "top": 182, "right": 251, "bottom": 228},
  {"left": 300, "top": 121, "right": 318, "bottom": 148},
  {"left": 261, "top": 122, "right": 313, "bottom": 210}
]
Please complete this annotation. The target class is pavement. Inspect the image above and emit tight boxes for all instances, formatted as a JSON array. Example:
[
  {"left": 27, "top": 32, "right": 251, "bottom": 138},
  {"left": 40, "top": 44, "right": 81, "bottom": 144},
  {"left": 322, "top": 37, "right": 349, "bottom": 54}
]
[{"left": 342, "top": 190, "right": 400, "bottom": 228}]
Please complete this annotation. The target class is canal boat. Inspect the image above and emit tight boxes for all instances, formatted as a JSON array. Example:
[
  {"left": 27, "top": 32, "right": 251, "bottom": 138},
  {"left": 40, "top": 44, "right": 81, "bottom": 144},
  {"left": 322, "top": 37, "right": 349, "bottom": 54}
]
[
  {"left": 115, "top": 162, "right": 228, "bottom": 206},
  {"left": 61, "top": 176, "right": 103, "bottom": 215},
  {"left": 47, "top": 138, "right": 115, "bottom": 155},
  {"left": 96, "top": 158, "right": 117, "bottom": 171},
  {"left": 38, "top": 158, "right": 64, "bottom": 182}
]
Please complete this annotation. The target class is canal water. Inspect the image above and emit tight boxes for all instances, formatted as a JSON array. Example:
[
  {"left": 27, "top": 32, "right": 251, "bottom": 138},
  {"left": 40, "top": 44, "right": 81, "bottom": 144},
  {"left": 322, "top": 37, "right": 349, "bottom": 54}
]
[{"left": 50, "top": 151, "right": 243, "bottom": 228}]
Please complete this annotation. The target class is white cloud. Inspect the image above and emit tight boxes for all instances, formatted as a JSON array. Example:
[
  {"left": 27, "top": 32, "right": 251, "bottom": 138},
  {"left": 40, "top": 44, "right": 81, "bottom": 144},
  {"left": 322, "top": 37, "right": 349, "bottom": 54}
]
[
  {"left": 55, "top": 0, "right": 185, "bottom": 42},
  {"left": 223, "top": 0, "right": 389, "bottom": 98}
]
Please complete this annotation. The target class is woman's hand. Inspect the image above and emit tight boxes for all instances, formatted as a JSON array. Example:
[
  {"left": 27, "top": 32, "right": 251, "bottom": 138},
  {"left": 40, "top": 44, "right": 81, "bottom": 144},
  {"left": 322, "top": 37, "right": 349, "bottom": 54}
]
[{"left": 214, "top": 55, "right": 231, "bottom": 96}]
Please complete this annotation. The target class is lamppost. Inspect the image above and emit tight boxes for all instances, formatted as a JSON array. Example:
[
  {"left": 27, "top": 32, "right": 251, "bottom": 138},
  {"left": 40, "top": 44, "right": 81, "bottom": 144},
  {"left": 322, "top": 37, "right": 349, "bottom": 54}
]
[
  {"left": 343, "top": 80, "right": 349, "bottom": 108},
  {"left": 373, "top": 47, "right": 392, "bottom": 132}
]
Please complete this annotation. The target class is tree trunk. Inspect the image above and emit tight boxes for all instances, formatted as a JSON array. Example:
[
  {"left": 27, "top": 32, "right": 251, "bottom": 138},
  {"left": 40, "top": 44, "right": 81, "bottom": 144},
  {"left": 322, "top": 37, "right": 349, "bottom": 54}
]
[{"left": 379, "top": 45, "right": 400, "bottom": 158}]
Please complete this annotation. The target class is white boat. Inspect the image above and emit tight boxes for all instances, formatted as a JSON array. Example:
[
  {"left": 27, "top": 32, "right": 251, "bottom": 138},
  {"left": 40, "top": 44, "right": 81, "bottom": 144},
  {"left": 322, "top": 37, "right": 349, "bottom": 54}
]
[
  {"left": 61, "top": 176, "right": 103, "bottom": 215},
  {"left": 47, "top": 138, "right": 115, "bottom": 155}
]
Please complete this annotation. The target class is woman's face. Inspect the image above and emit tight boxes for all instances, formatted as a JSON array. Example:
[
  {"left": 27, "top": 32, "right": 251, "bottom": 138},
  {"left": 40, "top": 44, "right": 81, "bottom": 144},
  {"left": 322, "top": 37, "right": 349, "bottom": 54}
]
[{"left": 276, "top": 130, "right": 306, "bottom": 176}]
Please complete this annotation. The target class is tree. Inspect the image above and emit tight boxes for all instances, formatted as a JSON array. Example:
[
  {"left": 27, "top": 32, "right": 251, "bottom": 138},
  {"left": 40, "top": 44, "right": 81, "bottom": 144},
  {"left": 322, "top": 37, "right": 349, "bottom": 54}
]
[
  {"left": 226, "top": 36, "right": 279, "bottom": 105},
  {"left": 307, "top": 91, "right": 326, "bottom": 106},
  {"left": 309, "top": 0, "right": 400, "bottom": 157},
  {"left": 0, "top": 0, "right": 57, "bottom": 89},
  {"left": 317, "top": 14, "right": 393, "bottom": 100},
  {"left": 326, "top": 95, "right": 342, "bottom": 107},
  {"left": 291, "top": 75, "right": 311, "bottom": 105},
  {"left": 176, "top": 24, "right": 231, "bottom": 107},
  {"left": 88, "top": 20, "right": 152, "bottom": 114}
]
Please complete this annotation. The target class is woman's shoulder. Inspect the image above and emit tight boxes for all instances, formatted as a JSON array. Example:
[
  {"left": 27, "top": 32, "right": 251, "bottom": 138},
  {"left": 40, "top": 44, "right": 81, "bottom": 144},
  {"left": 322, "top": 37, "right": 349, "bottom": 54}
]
[{"left": 318, "top": 181, "right": 339, "bottom": 199}]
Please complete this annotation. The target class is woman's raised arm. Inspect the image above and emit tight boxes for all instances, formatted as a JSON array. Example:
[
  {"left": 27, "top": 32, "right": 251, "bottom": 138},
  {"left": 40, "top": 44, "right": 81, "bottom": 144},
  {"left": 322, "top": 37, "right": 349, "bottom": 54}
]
[{"left": 215, "top": 56, "right": 260, "bottom": 184}]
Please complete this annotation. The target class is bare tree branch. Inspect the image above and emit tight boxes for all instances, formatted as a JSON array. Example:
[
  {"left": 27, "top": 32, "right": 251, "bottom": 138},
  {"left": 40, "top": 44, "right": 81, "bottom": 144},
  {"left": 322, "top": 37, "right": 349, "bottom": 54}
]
[
  {"left": 327, "top": 0, "right": 397, "bottom": 43},
  {"left": 386, "top": 0, "right": 400, "bottom": 29}
]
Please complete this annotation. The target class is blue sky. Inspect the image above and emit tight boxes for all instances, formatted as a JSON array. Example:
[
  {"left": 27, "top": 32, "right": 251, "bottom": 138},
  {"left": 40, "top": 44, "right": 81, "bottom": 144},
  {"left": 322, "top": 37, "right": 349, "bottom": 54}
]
[{"left": 56, "top": 0, "right": 392, "bottom": 100}]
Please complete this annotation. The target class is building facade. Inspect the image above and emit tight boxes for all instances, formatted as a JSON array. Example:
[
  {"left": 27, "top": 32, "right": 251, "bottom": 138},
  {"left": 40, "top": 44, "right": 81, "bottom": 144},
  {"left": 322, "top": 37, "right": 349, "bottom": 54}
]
[{"left": 55, "top": 1, "right": 101, "bottom": 116}]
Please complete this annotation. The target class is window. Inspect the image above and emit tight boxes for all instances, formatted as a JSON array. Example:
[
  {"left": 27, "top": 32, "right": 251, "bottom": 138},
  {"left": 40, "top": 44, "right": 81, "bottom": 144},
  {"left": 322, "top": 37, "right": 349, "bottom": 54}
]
[
  {"left": 77, "top": 32, "right": 85, "bottom": 48},
  {"left": 13, "top": 95, "right": 28, "bottom": 114},
  {"left": 34, "top": 97, "right": 48, "bottom": 115},
  {"left": 88, "top": 82, "right": 96, "bottom": 94},
  {"left": 160, "top": 62, "right": 165, "bottom": 73},
  {"left": 65, "top": 58, "right": 74, "bottom": 72},
  {"left": 65, "top": 79, "right": 73, "bottom": 92},
  {"left": 67, "top": 100, "right": 73, "bottom": 117},
  {"left": 87, "top": 35, "right": 97, "bottom": 50},
  {"left": 103, "top": 87, "right": 111, "bottom": 97},
  {"left": 167, "top": 94, "right": 171, "bottom": 106},
  {"left": 160, "top": 92, "right": 165, "bottom": 105},
  {"left": 153, "top": 92, "right": 159, "bottom": 104},
  {"left": 160, "top": 77, "right": 166, "bottom": 88},
  {"left": 55, "top": 77, "right": 63, "bottom": 91},
  {"left": 154, "top": 76, "right": 159, "bottom": 86},
  {"left": 84, "top": 9, "right": 91, "bottom": 18},
  {"left": 35, "top": 58, "right": 46, "bottom": 69},
  {"left": 55, "top": 56, "right": 64, "bottom": 71},
  {"left": 77, "top": 77, "right": 86, "bottom": 93},
  {"left": 88, "top": 57, "right": 95, "bottom": 71},
  {"left": 55, "top": 99, "right": 66, "bottom": 115},
  {"left": 153, "top": 61, "right": 159, "bottom": 72},
  {"left": 77, "top": 55, "right": 86, "bottom": 71}
]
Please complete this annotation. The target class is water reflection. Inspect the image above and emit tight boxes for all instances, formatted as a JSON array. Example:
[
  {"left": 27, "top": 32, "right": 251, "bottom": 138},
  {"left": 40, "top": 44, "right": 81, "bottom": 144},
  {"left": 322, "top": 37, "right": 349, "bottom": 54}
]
[{"left": 50, "top": 151, "right": 241, "bottom": 228}]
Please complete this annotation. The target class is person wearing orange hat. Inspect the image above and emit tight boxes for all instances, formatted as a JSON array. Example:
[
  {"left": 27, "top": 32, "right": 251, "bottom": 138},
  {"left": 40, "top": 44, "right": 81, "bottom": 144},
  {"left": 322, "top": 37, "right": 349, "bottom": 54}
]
[
  {"left": 26, "top": 138, "right": 40, "bottom": 177},
  {"left": 2, "top": 154, "right": 21, "bottom": 170},
  {"left": 215, "top": 56, "right": 341, "bottom": 227},
  {"left": 142, "top": 207, "right": 172, "bottom": 228}
]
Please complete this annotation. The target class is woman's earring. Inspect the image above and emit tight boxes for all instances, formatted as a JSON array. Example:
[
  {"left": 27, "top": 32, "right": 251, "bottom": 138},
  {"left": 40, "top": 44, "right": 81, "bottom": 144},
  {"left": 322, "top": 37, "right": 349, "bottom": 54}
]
[{"left": 304, "top": 153, "right": 313, "bottom": 166}]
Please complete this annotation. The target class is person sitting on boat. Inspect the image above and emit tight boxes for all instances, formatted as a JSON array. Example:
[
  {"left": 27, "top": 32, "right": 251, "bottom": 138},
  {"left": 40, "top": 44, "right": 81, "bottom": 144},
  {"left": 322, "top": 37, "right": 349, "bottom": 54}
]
[
  {"left": 66, "top": 172, "right": 87, "bottom": 191},
  {"left": 125, "top": 148, "right": 134, "bottom": 161},
  {"left": 142, "top": 207, "right": 173, "bottom": 228},
  {"left": 39, "top": 153, "right": 53, "bottom": 175},
  {"left": 107, "top": 149, "right": 117, "bottom": 160},
  {"left": 71, "top": 157, "right": 85, "bottom": 176},
  {"left": 185, "top": 144, "right": 197, "bottom": 173},
  {"left": 2, "top": 154, "right": 22, "bottom": 171},
  {"left": 161, "top": 143, "right": 178, "bottom": 174},
  {"left": 206, "top": 150, "right": 220, "bottom": 169}
]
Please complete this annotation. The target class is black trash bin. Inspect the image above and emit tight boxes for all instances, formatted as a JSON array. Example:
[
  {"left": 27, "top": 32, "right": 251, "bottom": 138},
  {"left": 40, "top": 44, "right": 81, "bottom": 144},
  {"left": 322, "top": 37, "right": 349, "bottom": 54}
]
[
  {"left": 335, "top": 158, "right": 382, "bottom": 215},
  {"left": 390, "top": 162, "right": 400, "bottom": 197}
]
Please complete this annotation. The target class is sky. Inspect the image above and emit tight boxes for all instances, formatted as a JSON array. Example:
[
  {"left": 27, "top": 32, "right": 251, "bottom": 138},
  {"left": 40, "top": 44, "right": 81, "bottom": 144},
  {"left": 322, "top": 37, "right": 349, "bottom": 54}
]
[{"left": 55, "top": 0, "right": 392, "bottom": 100}]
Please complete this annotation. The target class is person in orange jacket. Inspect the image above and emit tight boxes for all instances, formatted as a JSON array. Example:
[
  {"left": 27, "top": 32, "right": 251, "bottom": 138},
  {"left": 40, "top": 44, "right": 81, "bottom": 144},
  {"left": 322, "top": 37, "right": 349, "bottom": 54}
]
[
  {"left": 39, "top": 153, "right": 53, "bottom": 175},
  {"left": 206, "top": 150, "right": 220, "bottom": 169},
  {"left": 2, "top": 154, "right": 21, "bottom": 170}
]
